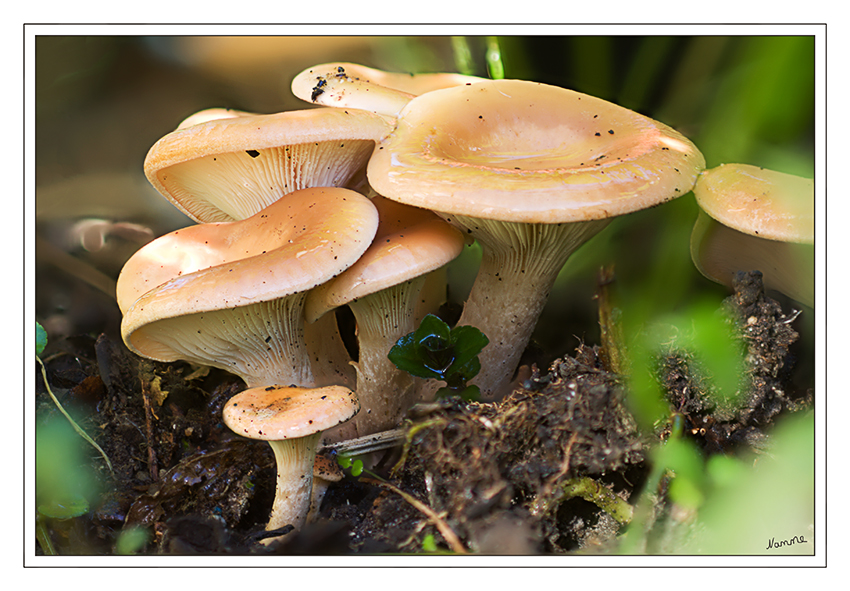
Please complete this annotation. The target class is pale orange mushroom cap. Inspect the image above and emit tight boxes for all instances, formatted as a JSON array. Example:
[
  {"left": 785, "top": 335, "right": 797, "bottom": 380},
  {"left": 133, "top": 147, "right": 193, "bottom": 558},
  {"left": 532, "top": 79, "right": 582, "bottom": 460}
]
[
  {"left": 116, "top": 187, "right": 379, "bottom": 385},
  {"left": 292, "top": 62, "right": 486, "bottom": 118},
  {"left": 692, "top": 163, "right": 814, "bottom": 244},
  {"left": 222, "top": 385, "right": 359, "bottom": 441},
  {"left": 368, "top": 79, "right": 705, "bottom": 223},
  {"left": 691, "top": 163, "right": 814, "bottom": 307},
  {"left": 304, "top": 196, "right": 465, "bottom": 322},
  {"left": 144, "top": 107, "right": 393, "bottom": 223}
]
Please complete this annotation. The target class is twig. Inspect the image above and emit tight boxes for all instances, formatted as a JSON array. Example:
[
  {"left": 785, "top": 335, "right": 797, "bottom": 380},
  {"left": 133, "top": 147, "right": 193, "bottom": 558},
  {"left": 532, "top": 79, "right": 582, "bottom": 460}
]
[
  {"left": 531, "top": 431, "right": 580, "bottom": 517},
  {"left": 36, "top": 356, "right": 113, "bottom": 473},
  {"left": 596, "top": 264, "right": 629, "bottom": 375},
  {"left": 360, "top": 477, "right": 467, "bottom": 554},
  {"left": 320, "top": 427, "right": 406, "bottom": 457},
  {"left": 140, "top": 375, "right": 159, "bottom": 482}
]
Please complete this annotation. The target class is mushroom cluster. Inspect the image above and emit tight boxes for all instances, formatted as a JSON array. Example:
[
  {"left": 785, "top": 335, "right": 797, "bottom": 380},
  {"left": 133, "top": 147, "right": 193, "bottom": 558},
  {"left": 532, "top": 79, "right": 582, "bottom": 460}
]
[
  {"left": 117, "top": 69, "right": 472, "bottom": 540},
  {"left": 118, "top": 60, "right": 812, "bottom": 541}
]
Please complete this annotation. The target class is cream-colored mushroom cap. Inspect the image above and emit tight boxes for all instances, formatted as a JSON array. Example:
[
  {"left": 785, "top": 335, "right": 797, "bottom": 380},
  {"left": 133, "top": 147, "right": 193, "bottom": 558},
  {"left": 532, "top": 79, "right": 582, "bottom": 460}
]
[
  {"left": 368, "top": 79, "right": 705, "bottom": 224},
  {"left": 692, "top": 163, "right": 814, "bottom": 244},
  {"left": 117, "top": 187, "right": 379, "bottom": 377},
  {"left": 144, "top": 107, "right": 393, "bottom": 223},
  {"left": 292, "top": 62, "right": 487, "bottom": 118},
  {"left": 304, "top": 196, "right": 465, "bottom": 322},
  {"left": 222, "top": 385, "right": 359, "bottom": 441},
  {"left": 175, "top": 107, "right": 256, "bottom": 129}
]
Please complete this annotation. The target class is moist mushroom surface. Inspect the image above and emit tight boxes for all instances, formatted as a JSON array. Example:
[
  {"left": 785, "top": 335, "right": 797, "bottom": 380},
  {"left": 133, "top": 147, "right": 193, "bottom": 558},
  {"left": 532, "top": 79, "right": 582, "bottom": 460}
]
[
  {"left": 117, "top": 187, "right": 379, "bottom": 388},
  {"left": 144, "top": 107, "right": 393, "bottom": 223},
  {"left": 369, "top": 79, "right": 705, "bottom": 396},
  {"left": 691, "top": 163, "right": 814, "bottom": 307}
]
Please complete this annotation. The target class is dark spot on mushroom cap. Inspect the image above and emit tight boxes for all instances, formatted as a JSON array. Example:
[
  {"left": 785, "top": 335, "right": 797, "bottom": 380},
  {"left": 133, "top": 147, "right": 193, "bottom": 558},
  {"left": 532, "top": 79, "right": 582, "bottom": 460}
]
[{"left": 246, "top": 150, "right": 260, "bottom": 158}]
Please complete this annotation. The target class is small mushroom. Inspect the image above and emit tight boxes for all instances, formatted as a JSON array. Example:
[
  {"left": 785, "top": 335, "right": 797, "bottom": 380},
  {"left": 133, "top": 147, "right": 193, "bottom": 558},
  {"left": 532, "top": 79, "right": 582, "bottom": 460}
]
[
  {"left": 222, "top": 385, "right": 359, "bottom": 541},
  {"left": 144, "top": 107, "right": 393, "bottom": 223},
  {"left": 116, "top": 187, "right": 379, "bottom": 388},
  {"left": 291, "top": 62, "right": 486, "bottom": 118},
  {"left": 368, "top": 79, "right": 705, "bottom": 396},
  {"left": 307, "top": 453, "right": 345, "bottom": 523},
  {"left": 691, "top": 163, "right": 814, "bottom": 307},
  {"left": 305, "top": 196, "right": 465, "bottom": 437}
]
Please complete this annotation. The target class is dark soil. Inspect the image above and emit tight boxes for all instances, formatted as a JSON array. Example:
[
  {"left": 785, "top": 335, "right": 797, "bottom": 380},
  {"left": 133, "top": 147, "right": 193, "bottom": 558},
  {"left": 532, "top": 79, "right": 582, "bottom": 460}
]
[{"left": 34, "top": 270, "right": 812, "bottom": 555}]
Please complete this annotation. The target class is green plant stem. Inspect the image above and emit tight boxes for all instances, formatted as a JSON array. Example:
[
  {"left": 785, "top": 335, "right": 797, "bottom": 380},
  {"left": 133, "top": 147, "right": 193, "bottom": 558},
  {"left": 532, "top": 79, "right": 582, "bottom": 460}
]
[
  {"left": 35, "top": 514, "right": 56, "bottom": 556},
  {"left": 36, "top": 356, "right": 113, "bottom": 473},
  {"left": 533, "top": 476, "right": 633, "bottom": 525},
  {"left": 563, "top": 477, "right": 634, "bottom": 525},
  {"left": 390, "top": 417, "right": 446, "bottom": 477}
]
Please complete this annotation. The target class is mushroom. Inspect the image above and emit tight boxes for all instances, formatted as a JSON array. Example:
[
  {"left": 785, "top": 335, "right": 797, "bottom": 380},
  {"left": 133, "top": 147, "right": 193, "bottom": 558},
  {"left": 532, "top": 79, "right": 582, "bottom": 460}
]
[
  {"left": 305, "top": 196, "right": 465, "bottom": 437},
  {"left": 691, "top": 163, "right": 814, "bottom": 307},
  {"left": 291, "top": 62, "right": 486, "bottom": 118},
  {"left": 222, "top": 384, "right": 359, "bottom": 540},
  {"left": 368, "top": 79, "right": 705, "bottom": 396},
  {"left": 144, "top": 106, "right": 393, "bottom": 223},
  {"left": 116, "top": 186, "right": 379, "bottom": 389},
  {"left": 174, "top": 107, "right": 256, "bottom": 130},
  {"left": 307, "top": 453, "right": 345, "bottom": 523}
]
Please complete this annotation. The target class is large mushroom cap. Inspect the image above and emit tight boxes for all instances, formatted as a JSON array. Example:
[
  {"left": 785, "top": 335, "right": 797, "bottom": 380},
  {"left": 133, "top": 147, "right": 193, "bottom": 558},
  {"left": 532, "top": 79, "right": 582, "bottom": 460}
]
[
  {"left": 368, "top": 79, "right": 705, "bottom": 223},
  {"left": 304, "top": 196, "right": 465, "bottom": 322},
  {"left": 117, "top": 187, "right": 379, "bottom": 363},
  {"left": 144, "top": 107, "right": 393, "bottom": 223},
  {"left": 292, "top": 62, "right": 487, "bottom": 117},
  {"left": 692, "top": 163, "right": 814, "bottom": 244},
  {"left": 222, "top": 384, "right": 359, "bottom": 441}
]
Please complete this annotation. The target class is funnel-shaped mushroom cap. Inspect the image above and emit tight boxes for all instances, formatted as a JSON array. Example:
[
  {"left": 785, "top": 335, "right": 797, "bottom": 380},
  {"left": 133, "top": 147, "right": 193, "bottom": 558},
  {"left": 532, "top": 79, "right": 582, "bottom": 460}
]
[
  {"left": 368, "top": 79, "right": 705, "bottom": 223},
  {"left": 222, "top": 384, "right": 359, "bottom": 441},
  {"left": 144, "top": 107, "right": 393, "bottom": 223},
  {"left": 692, "top": 163, "right": 814, "bottom": 244},
  {"left": 304, "top": 196, "right": 465, "bottom": 322},
  {"left": 292, "top": 62, "right": 486, "bottom": 117},
  {"left": 117, "top": 187, "right": 379, "bottom": 385}
]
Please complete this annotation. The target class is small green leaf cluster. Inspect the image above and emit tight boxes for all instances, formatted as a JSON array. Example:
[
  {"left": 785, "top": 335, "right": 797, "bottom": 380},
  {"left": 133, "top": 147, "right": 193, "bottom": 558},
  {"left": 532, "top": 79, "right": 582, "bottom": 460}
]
[
  {"left": 388, "top": 314, "right": 489, "bottom": 401},
  {"left": 337, "top": 455, "right": 364, "bottom": 477}
]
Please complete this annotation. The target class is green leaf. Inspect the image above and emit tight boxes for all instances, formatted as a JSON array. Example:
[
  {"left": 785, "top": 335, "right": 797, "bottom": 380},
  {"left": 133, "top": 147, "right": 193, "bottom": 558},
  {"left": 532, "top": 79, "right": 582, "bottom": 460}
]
[
  {"left": 450, "top": 356, "right": 481, "bottom": 385},
  {"left": 115, "top": 526, "right": 150, "bottom": 555},
  {"left": 36, "top": 322, "right": 47, "bottom": 357},
  {"left": 446, "top": 325, "right": 488, "bottom": 377},
  {"left": 458, "top": 385, "right": 481, "bottom": 402},
  {"left": 422, "top": 533, "right": 438, "bottom": 552},
  {"left": 38, "top": 495, "right": 89, "bottom": 520},
  {"left": 414, "top": 314, "right": 451, "bottom": 345},
  {"left": 388, "top": 334, "right": 446, "bottom": 380},
  {"left": 337, "top": 456, "right": 352, "bottom": 469}
]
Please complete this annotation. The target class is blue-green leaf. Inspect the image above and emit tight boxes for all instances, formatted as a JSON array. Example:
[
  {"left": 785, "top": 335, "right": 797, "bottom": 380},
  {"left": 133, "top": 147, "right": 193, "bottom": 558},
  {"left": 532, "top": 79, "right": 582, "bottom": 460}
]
[{"left": 36, "top": 322, "right": 47, "bottom": 357}]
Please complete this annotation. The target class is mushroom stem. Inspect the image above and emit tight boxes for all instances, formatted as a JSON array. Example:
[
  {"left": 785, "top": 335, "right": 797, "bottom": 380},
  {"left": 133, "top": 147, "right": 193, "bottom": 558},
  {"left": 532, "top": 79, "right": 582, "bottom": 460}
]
[
  {"left": 448, "top": 215, "right": 611, "bottom": 398},
  {"left": 304, "top": 310, "right": 356, "bottom": 388},
  {"left": 265, "top": 432, "right": 322, "bottom": 540},
  {"left": 690, "top": 210, "right": 814, "bottom": 308},
  {"left": 334, "top": 277, "right": 427, "bottom": 439}
]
